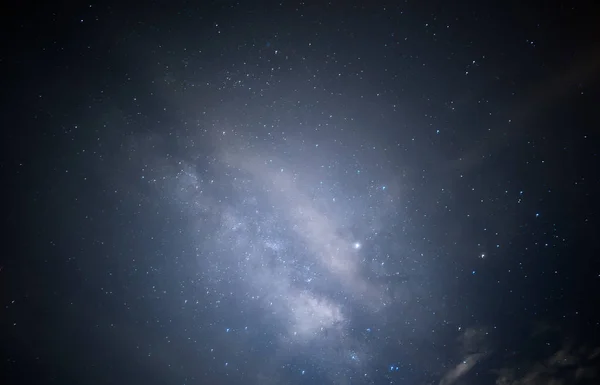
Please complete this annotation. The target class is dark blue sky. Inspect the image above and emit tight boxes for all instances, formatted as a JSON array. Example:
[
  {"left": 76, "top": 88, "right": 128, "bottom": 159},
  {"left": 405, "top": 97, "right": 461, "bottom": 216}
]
[{"left": 3, "top": 1, "right": 599, "bottom": 385}]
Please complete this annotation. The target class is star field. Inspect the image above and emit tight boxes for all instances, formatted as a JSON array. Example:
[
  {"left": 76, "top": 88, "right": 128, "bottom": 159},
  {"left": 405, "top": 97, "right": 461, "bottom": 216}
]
[{"left": 3, "top": 1, "right": 600, "bottom": 385}]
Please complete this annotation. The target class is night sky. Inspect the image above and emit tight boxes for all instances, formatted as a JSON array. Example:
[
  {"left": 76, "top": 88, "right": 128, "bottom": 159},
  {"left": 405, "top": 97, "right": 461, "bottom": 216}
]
[{"left": 3, "top": 1, "right": 600, "bottom": 385}]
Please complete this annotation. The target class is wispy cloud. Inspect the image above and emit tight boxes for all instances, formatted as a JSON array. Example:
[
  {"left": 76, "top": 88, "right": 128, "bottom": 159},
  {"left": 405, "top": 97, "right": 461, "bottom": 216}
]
[
  {"left": 494, "top": 344, "right": 600, "bottom": 385},
  {"left": 439, "top": 352, "right": 487, "bottom": 385},
  {"left": 439, "top": 327, "right": 490, "bottom": 385}
]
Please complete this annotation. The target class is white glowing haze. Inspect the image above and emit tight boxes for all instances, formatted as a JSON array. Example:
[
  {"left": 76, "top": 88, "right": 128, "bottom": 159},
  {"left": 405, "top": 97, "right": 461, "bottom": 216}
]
[
  {"left": 124, "top": 132, "right": 500, "bottom": 385},
  {"left": 170, "top": 142, "right": 397, "bottom": 347}
]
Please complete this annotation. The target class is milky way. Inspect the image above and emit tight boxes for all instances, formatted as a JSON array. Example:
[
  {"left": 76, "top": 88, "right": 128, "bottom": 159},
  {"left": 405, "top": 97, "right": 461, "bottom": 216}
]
[{"left": 130, "top": 130, "right": 437, "bottom": 382}]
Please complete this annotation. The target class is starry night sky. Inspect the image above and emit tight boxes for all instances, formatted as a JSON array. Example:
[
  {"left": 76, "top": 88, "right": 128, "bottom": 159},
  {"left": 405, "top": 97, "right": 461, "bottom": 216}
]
[{"left": 3, "top": 1, "right": 600, "bottom": 385}]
